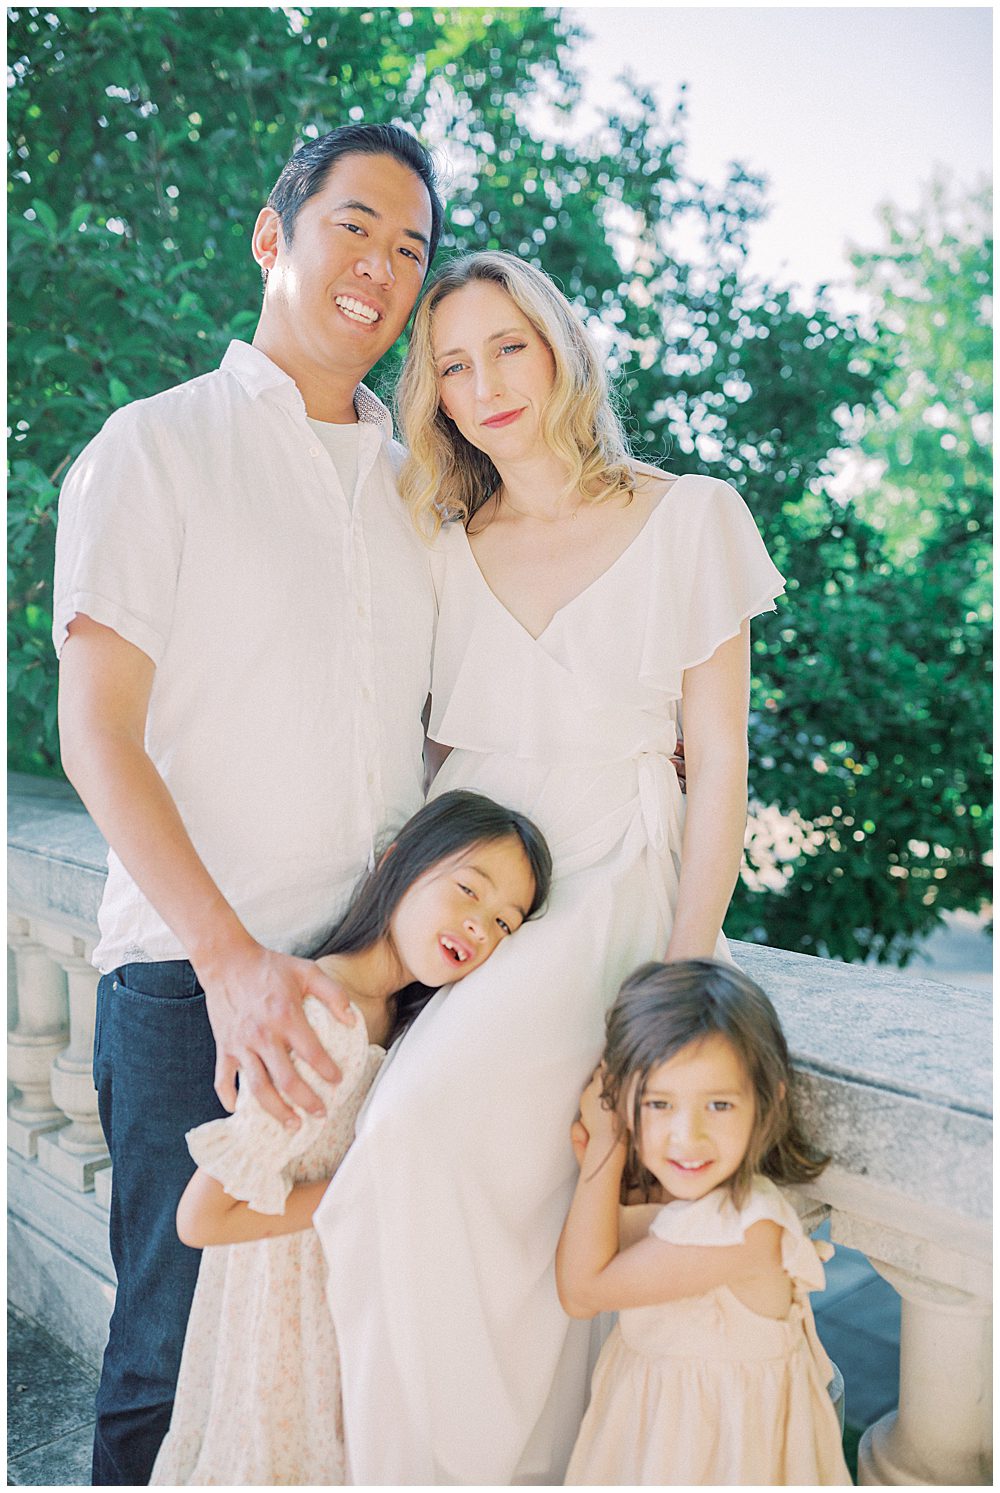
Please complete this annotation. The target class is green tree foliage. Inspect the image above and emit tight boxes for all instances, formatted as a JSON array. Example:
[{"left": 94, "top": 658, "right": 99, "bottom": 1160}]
[
  {"left": 8, "top": 7, "right": 990, "bottom": 961},
  {"left": 730, "top": 183, "right": 992, "bottom": 962}
]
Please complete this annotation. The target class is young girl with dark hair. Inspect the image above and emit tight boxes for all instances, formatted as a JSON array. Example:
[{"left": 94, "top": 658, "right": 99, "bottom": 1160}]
[
  {"left": 558, "top": 958, "right": 851, "bottom": 1486},
  {"left": 150, "top": 790, "right": 550, "bottom": 1486}
]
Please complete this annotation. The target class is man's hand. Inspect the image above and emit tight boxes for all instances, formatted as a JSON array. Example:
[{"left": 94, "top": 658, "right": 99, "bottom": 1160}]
[{"left": 198, "top": 940, "right": 357, "bottom": 1126}]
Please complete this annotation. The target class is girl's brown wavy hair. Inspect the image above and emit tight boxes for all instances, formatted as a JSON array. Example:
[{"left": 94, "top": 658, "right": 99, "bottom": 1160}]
[
  {"left": 397, "top": 251, "right": 637, "bottom": 537},
  {"left": 602, "top": 959, "right": 829, "bottom": 1209}
]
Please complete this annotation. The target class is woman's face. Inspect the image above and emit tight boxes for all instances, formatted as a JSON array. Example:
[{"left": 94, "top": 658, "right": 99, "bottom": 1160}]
[
  {"left": 431, "top": 281, "right": 556, "bottom": 463},
  {"left": 389, "top": 834, "right": 537, "bottom": 988}
]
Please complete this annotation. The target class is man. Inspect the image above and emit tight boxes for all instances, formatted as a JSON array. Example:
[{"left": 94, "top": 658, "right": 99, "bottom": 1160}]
[{"left": 54, "top": 122, "right": 443, "bottom": 1484}]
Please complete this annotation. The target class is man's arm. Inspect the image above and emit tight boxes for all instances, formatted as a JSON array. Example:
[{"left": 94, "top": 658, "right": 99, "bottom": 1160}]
[{"left": 58, "top": 615, "right": 355, "bottom": 1123}]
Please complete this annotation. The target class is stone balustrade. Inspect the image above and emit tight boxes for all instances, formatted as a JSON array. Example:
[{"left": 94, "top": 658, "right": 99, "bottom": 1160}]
[{"left": 7, "top": 773, "right": 992, "bottom": 1484}]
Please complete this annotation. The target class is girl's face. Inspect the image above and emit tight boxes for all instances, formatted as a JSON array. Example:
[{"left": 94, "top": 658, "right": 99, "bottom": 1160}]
[
  {"left": 389, "top": 834, "right": 537, "bottom": 988},
  {"left": 431, "top": 280, "right": 556, "bottom": 463},
  {"left": 631, "top": 1034, "right": 756, "bottom": 1201}
]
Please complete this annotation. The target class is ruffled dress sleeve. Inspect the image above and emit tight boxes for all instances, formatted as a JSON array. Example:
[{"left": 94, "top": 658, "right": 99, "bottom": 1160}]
[
  {"left": 186, "top": 997, "right": 371, "bottom": 1216},
  {"left": 638, "top": 474, "right": 786, "bottom": 694},
  {"left": 648, "top": 1174, "right": 830, "bottom": 1294}
]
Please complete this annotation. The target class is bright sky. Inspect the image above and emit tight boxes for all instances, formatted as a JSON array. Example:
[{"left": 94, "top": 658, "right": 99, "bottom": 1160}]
[{"left": 565, "top": 5, "right": 992, "bottom": 302}]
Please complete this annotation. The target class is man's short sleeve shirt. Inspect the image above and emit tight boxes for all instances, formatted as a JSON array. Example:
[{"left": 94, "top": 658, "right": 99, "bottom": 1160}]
[{"left": 53, "top": 341, "right": 435, "bottom": 969}]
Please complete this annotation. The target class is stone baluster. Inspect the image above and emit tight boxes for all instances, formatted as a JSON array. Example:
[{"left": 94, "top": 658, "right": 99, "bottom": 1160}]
[
  {"left": 34, "top": 922, "right": 109, "bottom": 1191},
  {"left": 858, "top": 1264, "right": 992, "bottom": 1486},
  {"left": 7, "top": 917, "right": 69, "bottom": 1157}
]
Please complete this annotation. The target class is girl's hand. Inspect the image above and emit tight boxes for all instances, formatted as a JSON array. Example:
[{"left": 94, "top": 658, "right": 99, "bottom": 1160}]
[
  {"left": 570, "top": 1118, "right": 589, "bottom": 1169},
  {"left": 579, "top": 1067, "right": 623, "bottom": 1149}
]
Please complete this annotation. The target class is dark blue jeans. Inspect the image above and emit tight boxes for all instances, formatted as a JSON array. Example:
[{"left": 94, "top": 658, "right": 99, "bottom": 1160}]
[{"left": 91, "top": 960, "right": 227, "bottom": 1486}]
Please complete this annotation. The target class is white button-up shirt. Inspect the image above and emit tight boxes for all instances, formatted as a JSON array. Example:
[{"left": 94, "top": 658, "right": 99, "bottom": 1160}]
[{"left": 53, "top": 341, "right": 434, "bottom": 971}]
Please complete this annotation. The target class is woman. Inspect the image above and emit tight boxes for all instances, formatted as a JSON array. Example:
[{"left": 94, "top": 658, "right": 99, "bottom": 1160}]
[{"left": 316, "top": 252, "right": 785, "bottom": 1485}]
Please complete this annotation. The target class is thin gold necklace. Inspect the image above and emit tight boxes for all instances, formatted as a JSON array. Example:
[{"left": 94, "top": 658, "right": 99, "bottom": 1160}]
[{"left": 498, "top": 489, "right": 583, "bottom": 523}]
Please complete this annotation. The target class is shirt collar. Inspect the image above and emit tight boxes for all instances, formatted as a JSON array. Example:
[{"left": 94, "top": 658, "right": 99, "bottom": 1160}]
[{"left": 220, "top": 340, "right": 393, "bottom": 435}]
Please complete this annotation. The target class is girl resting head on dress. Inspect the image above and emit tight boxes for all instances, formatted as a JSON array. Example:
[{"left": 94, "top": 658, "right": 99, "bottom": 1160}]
[
  {"left": 176, "top": 788, "right": 551, "bottom": 1250},
  {"left": 152, "top": 791, "right": 550, "bottom": 1487},
  {"left": 557, "top": 959, "right": 852, "bottom": 1486}
]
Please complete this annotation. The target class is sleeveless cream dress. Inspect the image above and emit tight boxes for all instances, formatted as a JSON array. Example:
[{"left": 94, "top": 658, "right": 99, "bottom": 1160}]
[
  {"left": 316, "top": 475, "right": 785, "bottom": 1485},
  {"left": 566, "top": 1177, "right": 853, "bottom": 1486},
  {"left": 150, "top": 1001, "right": 384, "bottom": 1486}
]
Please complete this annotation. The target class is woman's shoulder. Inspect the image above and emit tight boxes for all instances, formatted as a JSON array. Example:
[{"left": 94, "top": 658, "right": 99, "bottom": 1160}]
[{"left": 630, "top": 464, "right": 747, "bottom": 525}]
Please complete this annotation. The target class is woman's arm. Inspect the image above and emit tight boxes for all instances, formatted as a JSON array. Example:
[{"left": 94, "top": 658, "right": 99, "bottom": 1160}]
[
  {"left": 666, "top": 622, "right": 751, "bottom": 959},
  {"left": 176, "top": 1168, "right": 329, "bottom": 1247}
]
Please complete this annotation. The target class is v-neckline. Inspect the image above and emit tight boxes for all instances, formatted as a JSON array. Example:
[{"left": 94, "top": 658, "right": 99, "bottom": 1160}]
[{"left": 459, "top": 473, "right": 689, "bottom": 643}]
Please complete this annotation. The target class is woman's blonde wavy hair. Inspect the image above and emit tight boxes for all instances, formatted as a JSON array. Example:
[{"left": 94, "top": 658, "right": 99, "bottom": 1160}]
[{"left": 397, "top": 251, "right": 638, "bottom": 537}]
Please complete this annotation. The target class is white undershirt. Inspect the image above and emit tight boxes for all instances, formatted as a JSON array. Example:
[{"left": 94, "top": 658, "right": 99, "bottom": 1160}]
[{"left": 307, "top": 416, "right": 363, "bottom": 507}]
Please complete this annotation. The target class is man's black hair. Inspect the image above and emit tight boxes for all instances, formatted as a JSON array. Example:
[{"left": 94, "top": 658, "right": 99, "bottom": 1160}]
[{"left": 267, "top": 122, "right": 444, "bottom": 264}]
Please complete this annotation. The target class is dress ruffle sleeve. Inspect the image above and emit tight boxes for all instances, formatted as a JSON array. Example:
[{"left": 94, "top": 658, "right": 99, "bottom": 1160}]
[
  {"left": 648, "top": 1175, "right": 829, "bottom": 1294},
  {"left": 186, "top": 998, "right": 370, "bottom": 1215},
  {"left": 638, "top": 475, "right": 785, "bottom": 695}
]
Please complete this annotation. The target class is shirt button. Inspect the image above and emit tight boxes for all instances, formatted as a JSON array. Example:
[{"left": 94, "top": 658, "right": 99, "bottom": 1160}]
[
  {"left": 366, "top": 772, "right": 375, "bottom": 786},
  {"left": 361, "top": 685, "right": 371, "bottom": 702},
  {"left": 309, "top": 446, "right": 320, "bottom": 457},
  {"left": 356, "top": 604, "right": 365, "bottom": 619}
]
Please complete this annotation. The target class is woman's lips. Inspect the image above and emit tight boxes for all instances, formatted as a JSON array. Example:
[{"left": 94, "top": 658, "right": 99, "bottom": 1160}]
[{"left": 481, "top": 408, "right": 525, "bottom": 429}]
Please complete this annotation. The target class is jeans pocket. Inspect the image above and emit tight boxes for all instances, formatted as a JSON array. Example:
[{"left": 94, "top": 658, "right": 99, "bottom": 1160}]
[{"left": 113, "top": 961, "right": 203, "bottom": 1003}]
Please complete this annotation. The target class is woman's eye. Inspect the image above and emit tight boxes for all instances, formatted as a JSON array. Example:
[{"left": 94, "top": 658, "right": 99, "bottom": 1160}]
[
  {"left": 496, "top": 918, "right": 512, "bottom": 936},
  {"left": 457, "top": 882, "right": 475, "bottom": 898},
  {"left": 499, "top": 342, "right": 526, "bottom": 356},
  {"left": 439, "top": 362, "right": 466, "bottom": 378},
  {"left": 644, "top": 1099, "right": 670, "bottom": 1111},
  {"left": 340, "top": 222, "right": 365, "bottom": 235},
  {"left": 708, "top": 1100, "right": 733, "bottom": 1112}
]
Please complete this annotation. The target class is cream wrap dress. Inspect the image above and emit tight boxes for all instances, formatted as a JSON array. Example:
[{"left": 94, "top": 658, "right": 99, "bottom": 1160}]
[
  {"left": 565, "top": 1177, "right": 853, "bottom": 1486},
  {"left": 316, "top": 474, "right": 785, "bottom": 1486}
]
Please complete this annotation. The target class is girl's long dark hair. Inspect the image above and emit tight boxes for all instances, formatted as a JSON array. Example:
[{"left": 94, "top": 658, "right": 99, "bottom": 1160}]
[
  {"left": 311, "top": 790, "right": 551, "bottom": 1041},
  {"left": 602, "top": 959, "right": 829, "bottom": 1207}
]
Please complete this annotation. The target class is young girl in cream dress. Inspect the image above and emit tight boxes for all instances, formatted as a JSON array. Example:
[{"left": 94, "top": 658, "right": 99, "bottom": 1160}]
[
  {"left": 558, "top": 958, "right": 852, "bottom": 1486},
  {"left": 149, "top": 791, "right": 549, "bottom": 1486}
]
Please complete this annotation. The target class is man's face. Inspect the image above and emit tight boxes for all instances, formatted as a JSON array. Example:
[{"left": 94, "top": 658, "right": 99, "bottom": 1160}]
[{"left": 254, "top": 151, "right": 434, "bottom": 382}]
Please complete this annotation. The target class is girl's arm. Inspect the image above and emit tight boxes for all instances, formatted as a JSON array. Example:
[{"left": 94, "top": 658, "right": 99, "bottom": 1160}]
[
  {"left": 571, "top": 1117, "right": 667, "bottom": 1249},
  {"left": 176, "top": 993, "right": 367, "bottom": 1247},
  {"left": 557, "top": 1072, "right": 634, "bottom": 1316},
  {"left": 665, "top": 622, "right": 750, "bottom": 960},
  {"left": 560, "top": 1215, "right": 785, "bottom": 1318},
  {"left": 176, "top": 1168, "right": 330, "bottom": 1247}
]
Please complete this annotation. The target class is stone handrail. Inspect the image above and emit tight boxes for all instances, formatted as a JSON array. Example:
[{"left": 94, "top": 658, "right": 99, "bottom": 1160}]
[{"left": 6, "top": 773, "right": 992, "bottom": 1484}]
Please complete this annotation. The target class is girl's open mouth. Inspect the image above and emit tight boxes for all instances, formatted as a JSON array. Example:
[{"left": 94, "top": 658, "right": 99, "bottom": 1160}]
[{"left": 439, "top": 934, "right": 472, "bottom": 965}]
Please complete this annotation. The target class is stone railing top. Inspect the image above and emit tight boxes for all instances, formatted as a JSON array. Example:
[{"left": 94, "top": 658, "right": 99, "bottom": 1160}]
[{"left": 735, "top": 942, "right": 990, "bottom": 1119}]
